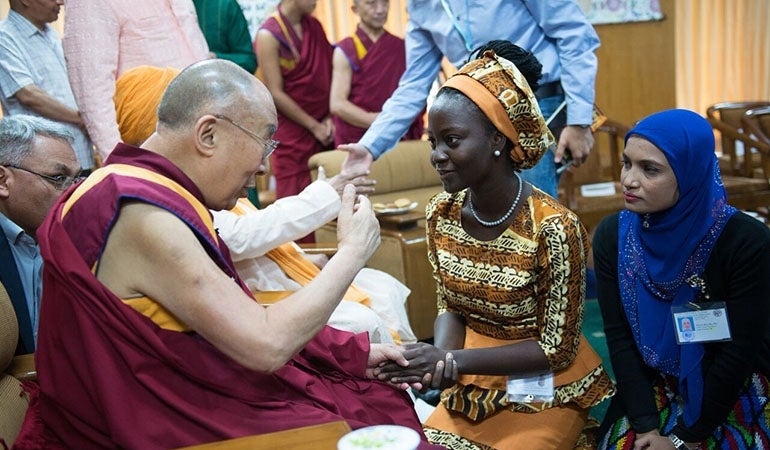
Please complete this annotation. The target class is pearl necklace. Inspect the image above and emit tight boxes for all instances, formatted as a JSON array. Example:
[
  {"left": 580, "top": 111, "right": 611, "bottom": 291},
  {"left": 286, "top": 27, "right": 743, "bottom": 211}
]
[{"left": 468, "top": 173, "right": 522, "bottom": 227}]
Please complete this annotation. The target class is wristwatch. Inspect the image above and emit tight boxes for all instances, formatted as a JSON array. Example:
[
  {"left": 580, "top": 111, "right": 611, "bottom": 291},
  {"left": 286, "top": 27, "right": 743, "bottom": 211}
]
[{"left": 668, "top": 433, "right": 690, "bottom": 450}]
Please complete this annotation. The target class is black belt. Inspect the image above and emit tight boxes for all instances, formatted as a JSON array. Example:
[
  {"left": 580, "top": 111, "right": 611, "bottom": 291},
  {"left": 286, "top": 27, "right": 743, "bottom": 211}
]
[{"left": 534, "top": 81, "right": 563, "bottom": 100}]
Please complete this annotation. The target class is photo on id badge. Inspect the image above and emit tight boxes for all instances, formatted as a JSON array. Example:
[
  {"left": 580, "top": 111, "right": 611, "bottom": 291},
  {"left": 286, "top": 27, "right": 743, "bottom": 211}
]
[{"left": 677, "top": 316, "right": 695, "bottom": 341}]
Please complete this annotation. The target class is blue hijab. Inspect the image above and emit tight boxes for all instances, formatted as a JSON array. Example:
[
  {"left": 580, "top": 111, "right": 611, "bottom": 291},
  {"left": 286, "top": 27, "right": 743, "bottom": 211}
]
[{"left": 617, "top": 109, "right": 737, "bottom": 426}]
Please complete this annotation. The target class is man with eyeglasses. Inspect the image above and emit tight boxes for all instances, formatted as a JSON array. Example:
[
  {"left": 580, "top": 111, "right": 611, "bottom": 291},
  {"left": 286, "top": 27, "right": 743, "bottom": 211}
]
[
  {"left": 0, "top": 114, "right": 80, "bottom": 355},
  {"left": 19, "top": 59, "right": 443, "bottom": 449}
]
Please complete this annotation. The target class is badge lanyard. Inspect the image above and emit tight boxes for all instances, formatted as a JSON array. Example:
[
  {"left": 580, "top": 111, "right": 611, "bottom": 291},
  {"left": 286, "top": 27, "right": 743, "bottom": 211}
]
[{"left": 439, "top": 0, "right": 474, "bottom": 52}]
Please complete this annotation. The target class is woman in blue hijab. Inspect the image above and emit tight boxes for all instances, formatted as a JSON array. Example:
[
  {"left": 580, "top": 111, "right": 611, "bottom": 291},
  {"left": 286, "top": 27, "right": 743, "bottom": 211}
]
[{"left": 593, "top": 109, "right": 770, "bottom": 450}]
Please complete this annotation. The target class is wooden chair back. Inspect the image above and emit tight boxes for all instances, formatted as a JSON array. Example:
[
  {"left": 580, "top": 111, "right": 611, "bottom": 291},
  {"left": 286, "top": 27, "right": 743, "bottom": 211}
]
[
  {"left": 557, "top": 119, "right": 630, "bottom": 232},
  {"left": 706, "top": 103, "right": 770, "bottom": 216},
  {"left": 706, "top": 101, "right": 770, "bottom": 177}
]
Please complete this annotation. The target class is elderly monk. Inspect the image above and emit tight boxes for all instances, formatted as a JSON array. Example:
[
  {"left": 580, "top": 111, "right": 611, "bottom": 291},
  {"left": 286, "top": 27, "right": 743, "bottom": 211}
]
[
  {"left": 16, "top": 59, "right": 439, "bottom": 450},
  {"left": 113, "top": 65, "right": 417, "bottom": 345}
]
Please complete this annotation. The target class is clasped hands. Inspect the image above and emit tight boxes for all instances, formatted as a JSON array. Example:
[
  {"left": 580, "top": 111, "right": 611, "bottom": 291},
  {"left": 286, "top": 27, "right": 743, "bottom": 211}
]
[{"left": 367, "top": 342, "right": 458, "bottom": 392}]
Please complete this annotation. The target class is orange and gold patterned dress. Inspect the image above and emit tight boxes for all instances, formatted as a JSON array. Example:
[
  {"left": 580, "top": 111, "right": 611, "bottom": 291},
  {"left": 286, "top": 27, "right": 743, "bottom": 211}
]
[{"left": 424, "top": 188, "right": 615, "bottom": 450}]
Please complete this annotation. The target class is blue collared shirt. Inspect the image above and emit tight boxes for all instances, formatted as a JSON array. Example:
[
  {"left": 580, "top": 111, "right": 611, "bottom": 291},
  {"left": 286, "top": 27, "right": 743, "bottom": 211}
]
[
  {"left": 0, "top": 10, "right": 93, "bottom": 168},
  {"left": 0, "top": 213, "right": 42, "bottom": 345},
  {"left": 360, "top": 0, "right": 600, "bottom": 158}
]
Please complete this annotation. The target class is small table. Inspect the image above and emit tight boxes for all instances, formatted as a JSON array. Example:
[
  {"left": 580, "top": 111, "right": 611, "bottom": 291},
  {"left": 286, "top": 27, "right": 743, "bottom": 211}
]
[
  {"left": 175, "top": 420, "right": 352, "bottom": 450},
  {"left": 376, "top": 210, "right": 424, "bottom": 231}
]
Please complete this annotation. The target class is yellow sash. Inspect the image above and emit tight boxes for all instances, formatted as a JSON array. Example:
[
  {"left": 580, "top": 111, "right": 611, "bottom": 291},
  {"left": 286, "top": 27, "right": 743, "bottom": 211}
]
[{"left": 63, "top": 164, "right": 217, "bottom": 332}]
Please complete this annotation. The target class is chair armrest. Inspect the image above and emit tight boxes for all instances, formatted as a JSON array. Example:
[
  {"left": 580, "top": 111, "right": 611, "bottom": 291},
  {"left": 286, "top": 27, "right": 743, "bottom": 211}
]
[{"left": 7, "top": 353, "right": 36, "bottom": 381}]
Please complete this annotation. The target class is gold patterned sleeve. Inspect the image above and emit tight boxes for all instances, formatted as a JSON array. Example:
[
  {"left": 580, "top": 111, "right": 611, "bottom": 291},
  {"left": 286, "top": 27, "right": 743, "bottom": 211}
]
[
  {"left": 426, "top": 194, "right": 448, "bottom": 315},
  {"left": 535, "top": 210, "right": 588, "bottom": 371}
]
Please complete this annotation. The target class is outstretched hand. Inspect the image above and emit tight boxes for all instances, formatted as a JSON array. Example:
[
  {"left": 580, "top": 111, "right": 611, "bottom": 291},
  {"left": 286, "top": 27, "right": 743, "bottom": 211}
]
[
  {"left": 338, "top": 143, "right": 374, "bottom": 175},
  {"left": 320, "top": 164, "right": 376, "bottom": 197}
]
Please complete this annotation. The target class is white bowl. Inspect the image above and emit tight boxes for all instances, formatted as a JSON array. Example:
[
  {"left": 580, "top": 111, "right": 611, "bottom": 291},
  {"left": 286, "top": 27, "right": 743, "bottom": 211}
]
[{"left": 337, "top": 425, "right": 420, "bottom": 450}]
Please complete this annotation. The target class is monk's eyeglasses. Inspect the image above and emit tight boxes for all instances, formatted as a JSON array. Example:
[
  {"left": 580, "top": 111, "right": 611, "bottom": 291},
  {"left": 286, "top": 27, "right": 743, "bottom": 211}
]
[
  {"left": 2, "top": 164, "right": 86, "bottom": 191},
  {"left": 213, "top": 114, "right": 279, "bottom": 163}
]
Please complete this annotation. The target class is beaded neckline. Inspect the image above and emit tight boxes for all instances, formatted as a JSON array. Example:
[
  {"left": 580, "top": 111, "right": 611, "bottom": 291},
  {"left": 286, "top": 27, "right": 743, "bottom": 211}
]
[{"left": 468, "top": 173, "right": 522, "bottom": 227}]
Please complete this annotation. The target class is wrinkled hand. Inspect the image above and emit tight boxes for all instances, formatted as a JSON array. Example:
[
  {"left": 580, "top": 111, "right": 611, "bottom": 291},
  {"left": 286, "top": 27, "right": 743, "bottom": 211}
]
[
  {"left": 335, "top": 184, "right": 380, "bottom": 265},
  {"left": 374, "top": 342, "right": 458, "bottom": 391},
  {"left": 338, "top": 143, "right": 374, "bottom": 175},
  {"left": 555, "top": 125, "right": 594, "bottom": 167},
  {"left": 366, "top": 343, "right": 415, "bottom": 390}
]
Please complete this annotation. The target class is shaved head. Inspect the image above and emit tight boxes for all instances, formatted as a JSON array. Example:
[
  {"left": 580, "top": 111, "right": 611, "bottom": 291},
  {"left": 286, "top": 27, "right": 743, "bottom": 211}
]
[{"left": 157, "top": 59, "right": 274, "bottom": 133}]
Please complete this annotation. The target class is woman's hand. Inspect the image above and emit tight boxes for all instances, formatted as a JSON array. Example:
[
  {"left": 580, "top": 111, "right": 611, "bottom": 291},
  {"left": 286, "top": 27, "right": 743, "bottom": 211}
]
[
  {"left": 374, "top": 342, "right": 458, "bottom": 390},
  {"left": 366, "top": 343, "right": 423, "bottom": 390}
]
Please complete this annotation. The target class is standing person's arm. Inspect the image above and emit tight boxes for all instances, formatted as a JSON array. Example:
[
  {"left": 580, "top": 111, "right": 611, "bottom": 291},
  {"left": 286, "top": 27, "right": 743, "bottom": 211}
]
[
  {"left": 524, "top": 0, "right": 600, "bottom": 166},
  {"left": 63, "top": 0, "right": 122, "bottom": 160},
  {"left": 12, "top": 86, "right": 85, "bottom": 127},
  {"left": 0, "top": 34, "right": 84, "bottom": 126},
  {"left": 593, "top": 215, "right": 660, "bottom": 433},
  {"left": 340, "top": 18, "right": 443, "bottom": 174},
  {"left": 255, "top": 29, "right": 332, "bottom": 145},
  {"left": 329, "top": 47, "right": 378, "bottom": 129}
]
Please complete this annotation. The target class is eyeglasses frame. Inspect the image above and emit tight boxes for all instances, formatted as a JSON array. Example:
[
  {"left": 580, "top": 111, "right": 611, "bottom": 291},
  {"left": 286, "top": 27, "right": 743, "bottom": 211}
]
[
  {"left": 212, "top": 113, "right": 279, "bottom": 163},
  {"left": 2, "top": 164, "right": 86, "bottom": 191}
]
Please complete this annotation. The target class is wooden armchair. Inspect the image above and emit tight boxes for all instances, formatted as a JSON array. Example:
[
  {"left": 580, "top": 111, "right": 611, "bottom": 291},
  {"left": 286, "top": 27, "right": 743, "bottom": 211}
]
[
  {"left": 706, "top": 102, "right": 770, "bottom": 215},
  {"left": 706, "top": 101, "right": 770, "bottom": 177},
  {"left": 743, "top": 106, "right": 770, "bottom": 149},
  {"left": 557, "top": 119, "right": 631, "bottom": 233}
]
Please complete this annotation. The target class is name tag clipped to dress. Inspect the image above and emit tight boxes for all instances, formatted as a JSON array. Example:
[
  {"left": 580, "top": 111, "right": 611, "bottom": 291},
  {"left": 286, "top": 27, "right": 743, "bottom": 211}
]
[
  {"left": 672, "top": 275, "right": 732, "bottom": 344},
  {"left": 507, "top": 372, "right": 554, "bottom": 403}
]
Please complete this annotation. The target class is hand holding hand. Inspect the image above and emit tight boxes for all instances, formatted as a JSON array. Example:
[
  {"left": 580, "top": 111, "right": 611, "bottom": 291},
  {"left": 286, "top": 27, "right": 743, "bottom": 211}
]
[
  {"left": 375, "top": 342, "right": 458, "bottom": 390},
  {"left": 555, "top": 125, "right": 594, "bottom": 167},
  {"left": 366, "top": 343, "right": 414, "bottom": 390}
]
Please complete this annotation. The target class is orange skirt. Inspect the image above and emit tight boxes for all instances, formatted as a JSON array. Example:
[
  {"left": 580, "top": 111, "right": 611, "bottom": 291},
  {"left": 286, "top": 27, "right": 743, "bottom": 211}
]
[{"left": 426, "top": 401, "right": 588, "bottom": 450}]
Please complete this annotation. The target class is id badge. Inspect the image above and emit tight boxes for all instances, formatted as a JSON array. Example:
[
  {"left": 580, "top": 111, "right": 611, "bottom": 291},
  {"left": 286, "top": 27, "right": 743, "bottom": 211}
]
[
  {"left": 672, "top": 302, "right": 731, "bottom": 344},
  {"left": 506, "top": 372, "right": 554, "bottom": 403}
]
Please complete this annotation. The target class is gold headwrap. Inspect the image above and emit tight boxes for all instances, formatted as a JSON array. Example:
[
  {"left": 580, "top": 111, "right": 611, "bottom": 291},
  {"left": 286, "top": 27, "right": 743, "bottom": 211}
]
[
  {"left": 114, "top": 66, "right": 181, "bottom": 145},
  {"left": 441, "top": 50, "right": 555, "bottom": 169}
]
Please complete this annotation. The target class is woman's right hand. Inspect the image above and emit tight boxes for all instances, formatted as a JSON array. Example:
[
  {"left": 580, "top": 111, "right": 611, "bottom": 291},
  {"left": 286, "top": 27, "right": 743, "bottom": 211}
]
[{"left": 375, "top": 343, "right": 459, "bottom": 390}]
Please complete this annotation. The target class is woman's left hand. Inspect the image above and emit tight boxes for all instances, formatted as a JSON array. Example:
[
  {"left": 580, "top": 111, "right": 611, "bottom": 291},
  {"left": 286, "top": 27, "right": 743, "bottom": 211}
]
[
  {"left": 634, "top": 431, "right": 697, "bottom": 450},
  {"left": 374, "top": 342, "right": 457, "bottom": 388},
  {"left": 366, "top": 343, "right": 420, "bottom": 390}
]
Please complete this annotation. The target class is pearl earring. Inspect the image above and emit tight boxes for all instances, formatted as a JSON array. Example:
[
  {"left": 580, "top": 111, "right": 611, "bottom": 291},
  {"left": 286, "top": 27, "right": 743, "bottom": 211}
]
[{"left": 494, "top": 150, "right": 501, "bottom": 157}]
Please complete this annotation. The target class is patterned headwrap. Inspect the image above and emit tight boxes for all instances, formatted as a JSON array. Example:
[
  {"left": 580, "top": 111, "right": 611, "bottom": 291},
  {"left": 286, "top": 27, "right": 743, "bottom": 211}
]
[
  {"left": 440, "top": 50, "right": 555, "bottom": 169},
  {"left": 617, "top": 109, "right": 737, "bottom": 427},
  {"left": 114, "top": 66, "right": 181, "bottom": 145}
]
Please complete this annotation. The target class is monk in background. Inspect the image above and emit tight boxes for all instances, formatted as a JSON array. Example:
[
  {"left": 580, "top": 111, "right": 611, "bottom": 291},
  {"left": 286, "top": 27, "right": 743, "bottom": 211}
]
[
  {"left": 330, "top": 0, "right": 423, "bottom": 147},
  {"left": 255, "top": 0, "right": 334, "bottom": 203}
]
